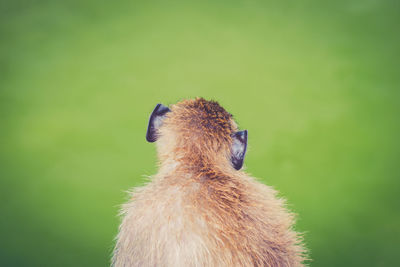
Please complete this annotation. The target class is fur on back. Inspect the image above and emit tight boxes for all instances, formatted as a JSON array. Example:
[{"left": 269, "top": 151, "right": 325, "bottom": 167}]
[{"left": 112, "top": 98, "right": 306, "bottom": 267}]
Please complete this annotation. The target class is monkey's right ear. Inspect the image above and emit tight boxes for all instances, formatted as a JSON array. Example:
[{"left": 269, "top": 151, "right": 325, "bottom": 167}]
[
  {"left": 146, "top": 104, "right": 171, "bottom": 142},
  {"left": 231, "top": 130, "right": 248, "bottom": 170}
]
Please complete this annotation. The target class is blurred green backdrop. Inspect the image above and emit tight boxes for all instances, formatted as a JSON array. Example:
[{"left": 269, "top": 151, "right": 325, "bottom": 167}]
[{"left": 1, "top": 0, "right": 399, "bottom": 266}]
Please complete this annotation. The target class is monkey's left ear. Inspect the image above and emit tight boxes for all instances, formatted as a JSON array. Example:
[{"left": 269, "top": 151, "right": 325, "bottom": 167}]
[
  {"left": 146, "top": 104, "right": 171, "bottom": 142},
  {"left": 231, "top": 130, "right": 248, "bottom": 170}
]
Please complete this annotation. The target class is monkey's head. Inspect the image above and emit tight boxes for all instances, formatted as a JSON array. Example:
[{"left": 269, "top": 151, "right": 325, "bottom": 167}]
[{"left": 146, "top": 98, "right": 247, "bottom": 171}]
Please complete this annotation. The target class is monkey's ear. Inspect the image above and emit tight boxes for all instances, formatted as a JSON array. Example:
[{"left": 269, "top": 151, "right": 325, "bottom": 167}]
[
  {"left": 231, "top": 130, "right": 248, "bottom": 170},
  {"left": 146, "top": 104, "right": 171, "bottom": 142}
]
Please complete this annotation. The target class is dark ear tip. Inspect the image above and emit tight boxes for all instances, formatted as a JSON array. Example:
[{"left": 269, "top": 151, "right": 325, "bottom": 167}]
[
  {"left": 146, "top": 103, "right": 171, "bottom": 143},
  {"left": 146, "top": 135, "right": 157, "bottom": 143},
  {"left": 234, "top": 130, "right": 248, "bottom": 143},
  {"left": 154, "top": 103, "right": 171, "bottom": 115},
  {"left": 231, "top": 129, "right": 248, "bottom": 170}
]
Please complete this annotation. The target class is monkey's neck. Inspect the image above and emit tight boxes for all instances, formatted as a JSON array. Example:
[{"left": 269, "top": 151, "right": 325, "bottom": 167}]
[{"left": 158, "top": 154, "right": 233, "bottom": 181}]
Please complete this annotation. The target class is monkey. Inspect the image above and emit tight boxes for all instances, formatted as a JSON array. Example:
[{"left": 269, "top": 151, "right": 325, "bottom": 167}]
[{"left": 112, "top": 98, "right": 307, "bottom": 267}]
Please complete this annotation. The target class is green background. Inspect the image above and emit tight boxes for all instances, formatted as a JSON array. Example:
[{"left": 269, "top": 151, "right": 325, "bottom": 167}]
[{"left": 1, "top": 0, "right": 399, "bottom": 266}]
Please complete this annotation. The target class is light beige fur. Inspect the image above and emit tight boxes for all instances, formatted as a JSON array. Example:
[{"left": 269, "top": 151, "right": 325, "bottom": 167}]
[{"left": 112, "top": 98, "right": 306, "bottom": 267}]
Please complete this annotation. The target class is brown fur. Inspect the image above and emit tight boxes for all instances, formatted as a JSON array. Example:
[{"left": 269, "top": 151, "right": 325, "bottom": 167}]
[{"left": 112, "top": 98, "right": 307, "bottom": 266}]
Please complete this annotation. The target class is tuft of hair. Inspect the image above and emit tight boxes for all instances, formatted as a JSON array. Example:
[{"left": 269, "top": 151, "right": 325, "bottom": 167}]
[{"left": 112, "top": 98, "right": 308, "bottom": 267}]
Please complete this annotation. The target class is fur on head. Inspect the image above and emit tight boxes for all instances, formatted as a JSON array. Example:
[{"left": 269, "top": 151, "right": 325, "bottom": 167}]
[{"left": 147, "top": 98, "right": 248, "bottom": 171}]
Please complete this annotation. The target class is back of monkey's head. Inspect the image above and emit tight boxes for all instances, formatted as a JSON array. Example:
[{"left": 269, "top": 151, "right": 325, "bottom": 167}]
[
  {"left": 171, "top": 98, "right": 235, "bottom": 140},
  {"left": 147, "top": 98, "right": 247, "bottom": 171},
  {"left": 157, "top": 98, "right": 237, "bottom": 162}
]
